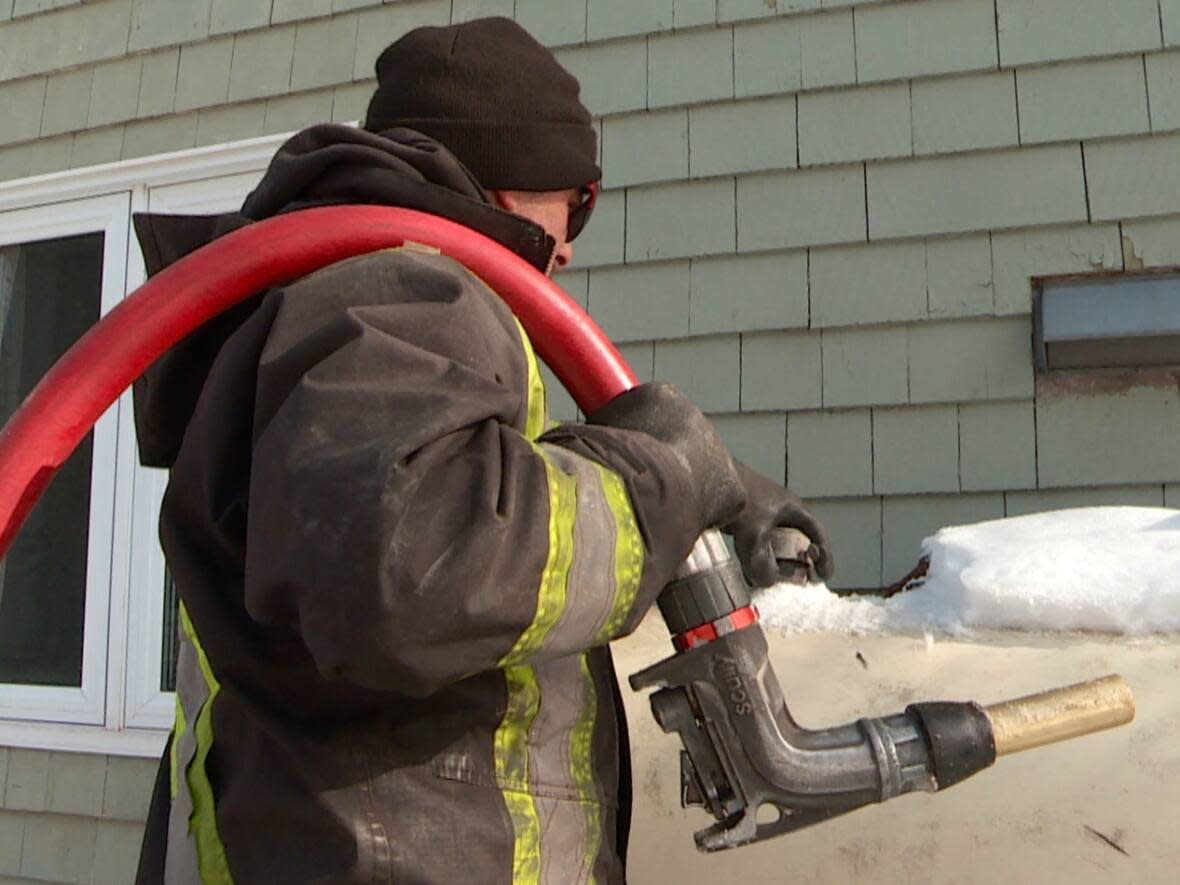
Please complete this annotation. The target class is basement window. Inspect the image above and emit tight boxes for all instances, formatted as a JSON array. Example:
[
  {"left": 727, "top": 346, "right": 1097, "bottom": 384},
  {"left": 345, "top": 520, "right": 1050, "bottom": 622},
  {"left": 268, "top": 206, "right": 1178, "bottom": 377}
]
[{"left": 1034, "top": 273, "right": 1180, "bottom": 371}]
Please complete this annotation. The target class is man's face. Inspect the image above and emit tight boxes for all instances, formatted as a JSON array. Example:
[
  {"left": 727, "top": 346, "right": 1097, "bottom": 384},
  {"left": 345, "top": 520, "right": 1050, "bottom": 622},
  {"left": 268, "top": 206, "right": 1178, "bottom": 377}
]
[{"left": 491, "top": 188, "right": 582, "bottom": 273}]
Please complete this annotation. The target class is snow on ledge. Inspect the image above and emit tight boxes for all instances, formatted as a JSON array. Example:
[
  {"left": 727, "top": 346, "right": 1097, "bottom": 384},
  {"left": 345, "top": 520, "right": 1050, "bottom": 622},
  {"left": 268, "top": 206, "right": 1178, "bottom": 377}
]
[{"left": 756, "top": 507, "right": 1180, "bottom": 636}]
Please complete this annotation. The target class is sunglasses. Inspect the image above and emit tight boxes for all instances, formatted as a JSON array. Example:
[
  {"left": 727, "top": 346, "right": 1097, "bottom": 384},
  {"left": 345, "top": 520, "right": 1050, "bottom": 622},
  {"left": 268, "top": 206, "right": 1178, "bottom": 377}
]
[{"left": 567, "top": 182, "right": 599, "bottom": 241}]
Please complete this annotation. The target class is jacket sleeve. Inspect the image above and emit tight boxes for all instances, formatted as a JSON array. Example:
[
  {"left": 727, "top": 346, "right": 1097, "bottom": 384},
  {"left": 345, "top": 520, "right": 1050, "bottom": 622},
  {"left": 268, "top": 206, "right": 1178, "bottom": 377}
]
[{"left": 244, "top": 250, "right": 704, "bottom": 697}]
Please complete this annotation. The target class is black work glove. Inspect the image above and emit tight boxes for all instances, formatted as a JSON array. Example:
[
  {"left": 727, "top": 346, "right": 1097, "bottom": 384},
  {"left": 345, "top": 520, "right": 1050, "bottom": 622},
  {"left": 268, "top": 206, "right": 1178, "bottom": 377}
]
[
  {"left": 724, "top": 461, "right": 835, "bottom": 588},
  {"left": 587, "top": 383, "right": 746, "bottom": 531}
]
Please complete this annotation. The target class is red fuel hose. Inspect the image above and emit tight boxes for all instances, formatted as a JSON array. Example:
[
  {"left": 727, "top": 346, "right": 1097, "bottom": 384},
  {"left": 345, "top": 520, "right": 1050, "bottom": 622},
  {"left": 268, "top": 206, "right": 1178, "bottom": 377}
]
[{"left": 0, "top": 205, "right": 637, "bottom": 560}]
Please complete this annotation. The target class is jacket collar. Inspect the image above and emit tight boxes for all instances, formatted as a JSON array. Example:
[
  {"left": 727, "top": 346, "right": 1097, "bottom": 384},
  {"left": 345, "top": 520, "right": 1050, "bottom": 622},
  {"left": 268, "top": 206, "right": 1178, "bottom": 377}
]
[{"left": 240, "top": 124, "right": 557, "bottom": 273}]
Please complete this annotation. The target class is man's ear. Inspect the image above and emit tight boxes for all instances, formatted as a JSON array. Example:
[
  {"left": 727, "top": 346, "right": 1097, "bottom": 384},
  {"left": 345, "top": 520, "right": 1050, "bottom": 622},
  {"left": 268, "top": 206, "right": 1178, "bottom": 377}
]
[{"left": 488, "top": 189, "right": 519, "bottom": 213}]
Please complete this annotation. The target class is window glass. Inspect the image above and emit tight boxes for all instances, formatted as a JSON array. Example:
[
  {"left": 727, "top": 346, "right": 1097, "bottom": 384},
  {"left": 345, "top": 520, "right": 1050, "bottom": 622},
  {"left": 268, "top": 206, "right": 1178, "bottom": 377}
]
[{"left": 0, "top": 233, "right": 103, "bottom": 686}]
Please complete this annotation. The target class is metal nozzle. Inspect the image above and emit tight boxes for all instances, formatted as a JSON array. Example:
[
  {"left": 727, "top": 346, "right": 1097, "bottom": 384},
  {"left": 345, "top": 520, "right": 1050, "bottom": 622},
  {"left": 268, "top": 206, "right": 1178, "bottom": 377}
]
[
  {"left": 639, "top": 531, "right": 1139, "bottom": 853},
  {"left": 983, "top": 674, "right": 1135, "bottom": 757}
]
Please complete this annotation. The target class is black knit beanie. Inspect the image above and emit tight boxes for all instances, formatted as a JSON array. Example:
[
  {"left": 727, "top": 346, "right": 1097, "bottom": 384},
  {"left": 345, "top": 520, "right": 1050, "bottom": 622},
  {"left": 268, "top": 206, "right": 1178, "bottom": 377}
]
[{"left": 363, "top": 17, "right": 600, "bottom": 192}]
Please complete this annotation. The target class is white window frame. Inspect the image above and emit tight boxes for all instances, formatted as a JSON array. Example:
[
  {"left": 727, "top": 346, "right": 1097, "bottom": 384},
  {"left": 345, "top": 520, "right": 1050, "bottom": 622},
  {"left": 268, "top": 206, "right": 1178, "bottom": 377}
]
[
  {"left": 0, "top": 192, "right": 129, "bottom": 728},
  {"left": 0, "top": 133, "right": 289, "bottom": 756},
  {"left": 122, "top": 170, "right": 267, "bottom": 731}
]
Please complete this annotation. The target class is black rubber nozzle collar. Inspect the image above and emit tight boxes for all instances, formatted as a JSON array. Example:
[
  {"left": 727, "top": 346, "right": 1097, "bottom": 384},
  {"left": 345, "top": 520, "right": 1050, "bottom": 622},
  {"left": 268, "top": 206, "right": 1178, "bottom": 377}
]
[{"left": 907, "top": 701, "right": 997, "bottom": 790}]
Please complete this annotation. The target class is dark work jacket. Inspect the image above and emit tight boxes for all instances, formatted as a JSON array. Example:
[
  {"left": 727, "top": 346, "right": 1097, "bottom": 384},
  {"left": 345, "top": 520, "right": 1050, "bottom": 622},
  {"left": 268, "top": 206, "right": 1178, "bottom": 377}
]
[{"left": 132, "top": 125, "right": 709, "bottom": 884}]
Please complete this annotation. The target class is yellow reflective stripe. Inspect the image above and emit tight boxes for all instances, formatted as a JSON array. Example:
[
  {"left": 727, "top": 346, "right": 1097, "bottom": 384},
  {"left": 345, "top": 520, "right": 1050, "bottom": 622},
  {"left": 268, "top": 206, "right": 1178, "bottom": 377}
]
[
  {"left": 571, "top": 653, "right": 601, "bottom": 883},
  {"left": 500, "top": 452, "right": 576, "bottom": 668},
  {"left": 179, "top": 603, "right": 234, "bottom": 885},
  {"left": 593, "top": 464, "right": 645, "bottom": 643},
  {"left": 170, "top": 694, "right": 185, "bottom": 799},
  {"left": 495, "top": 664, "right": 543, "bottom": 885},
  {"left": 514, "top": 317, "right": 548, "bottom": 441}
]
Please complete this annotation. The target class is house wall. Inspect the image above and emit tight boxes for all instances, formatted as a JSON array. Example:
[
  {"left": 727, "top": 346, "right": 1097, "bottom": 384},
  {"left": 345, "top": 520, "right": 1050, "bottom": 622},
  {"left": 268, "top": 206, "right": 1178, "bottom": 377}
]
[
  {"left": 0, "top": 750, "right": 152, "bottom": 884},
  {"left": 1, "top": 1, "right": 1179, "bottom": 882}
]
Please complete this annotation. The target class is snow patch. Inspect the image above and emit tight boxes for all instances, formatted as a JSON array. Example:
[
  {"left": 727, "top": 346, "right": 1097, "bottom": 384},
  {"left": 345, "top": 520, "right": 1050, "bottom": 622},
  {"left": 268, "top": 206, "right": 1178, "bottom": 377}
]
[{"left": 756, "top": 507, "right": 1180, "bottom": 636}]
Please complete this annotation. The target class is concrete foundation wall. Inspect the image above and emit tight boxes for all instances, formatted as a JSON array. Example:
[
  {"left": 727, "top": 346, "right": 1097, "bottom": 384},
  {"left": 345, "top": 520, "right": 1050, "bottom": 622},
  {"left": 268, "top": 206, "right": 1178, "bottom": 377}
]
[{"left": 615, "top": 619, "right": 1180, "bottom": 885}]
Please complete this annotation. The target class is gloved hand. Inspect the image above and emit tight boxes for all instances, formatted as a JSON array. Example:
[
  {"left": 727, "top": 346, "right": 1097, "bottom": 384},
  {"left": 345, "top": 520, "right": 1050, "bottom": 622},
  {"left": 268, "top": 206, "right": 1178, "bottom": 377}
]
[
  {"left": 586, "top": 383, "right": 745, "bottom": 531},
  {"left": 724, "top": 460, "right": 835, "bottom": 588}
]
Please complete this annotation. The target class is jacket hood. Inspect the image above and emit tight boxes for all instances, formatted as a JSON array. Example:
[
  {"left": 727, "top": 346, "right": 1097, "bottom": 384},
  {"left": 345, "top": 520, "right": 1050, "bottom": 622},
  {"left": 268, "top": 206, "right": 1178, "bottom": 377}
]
[{"left": 132, "top": 124, "right": 559, "bottom": 468}]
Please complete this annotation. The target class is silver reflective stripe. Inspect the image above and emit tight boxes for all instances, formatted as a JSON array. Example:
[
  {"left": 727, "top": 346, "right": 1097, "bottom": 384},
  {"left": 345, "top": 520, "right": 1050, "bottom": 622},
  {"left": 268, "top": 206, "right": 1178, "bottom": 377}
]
[
  {"left": 530, "top": 655, "right": 598, "bottom": 885},
  {"left": 536, "top": 443, "right": 620, "bottom": 655},
  {"left": 501, "top": 445, "right": 624, "bottom": 882},
  {"left": 536, "top": 795, "right": 593, "bottom": 885},
  {"left": 165, "top": 631, "right": 205, "bottom": 885}
]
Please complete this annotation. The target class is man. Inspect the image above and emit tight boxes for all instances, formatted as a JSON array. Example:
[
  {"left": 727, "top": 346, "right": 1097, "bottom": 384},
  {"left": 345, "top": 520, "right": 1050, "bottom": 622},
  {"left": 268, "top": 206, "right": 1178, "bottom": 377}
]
[{"left": 134, "top": 17, "right": 832, "bottom": 883}]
